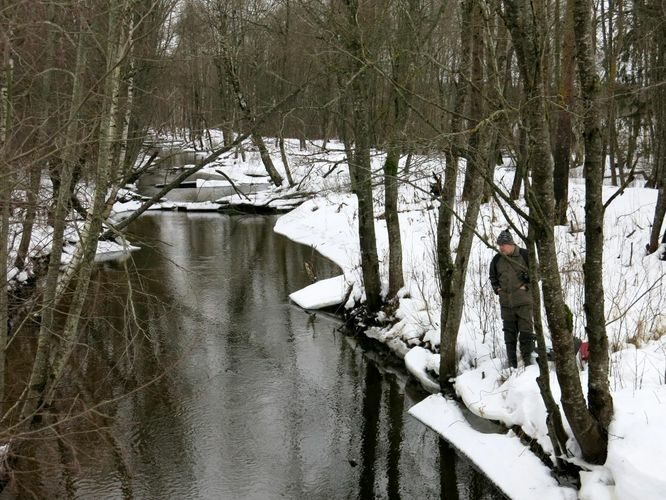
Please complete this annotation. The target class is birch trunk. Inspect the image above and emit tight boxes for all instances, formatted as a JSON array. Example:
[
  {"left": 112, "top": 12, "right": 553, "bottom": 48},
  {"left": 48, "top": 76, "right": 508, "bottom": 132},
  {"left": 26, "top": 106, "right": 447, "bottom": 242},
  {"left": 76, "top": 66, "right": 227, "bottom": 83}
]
[
  {"left": 46, "top": 1, "right": 127, "bottom": 398},
  {"left": 55, "top": 9, "right": 137, "bottom": 300}
]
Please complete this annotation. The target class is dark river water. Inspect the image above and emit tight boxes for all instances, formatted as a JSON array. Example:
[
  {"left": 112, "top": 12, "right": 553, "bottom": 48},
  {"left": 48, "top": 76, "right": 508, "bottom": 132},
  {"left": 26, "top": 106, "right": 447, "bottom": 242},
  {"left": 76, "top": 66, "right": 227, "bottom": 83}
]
[{"left": 3, "top": 212, "right": 502, "bottom": 499}]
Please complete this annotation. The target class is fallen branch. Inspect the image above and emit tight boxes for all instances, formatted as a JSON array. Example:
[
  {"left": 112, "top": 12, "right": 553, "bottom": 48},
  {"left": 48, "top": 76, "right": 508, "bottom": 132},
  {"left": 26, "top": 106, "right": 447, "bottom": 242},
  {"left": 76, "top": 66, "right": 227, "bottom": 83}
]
[
  {"left": 258, "top": 190, "right": 315, "bottom": 208},
  {"left": 214, "top": 169, "right": 251, "bottom": 201}
]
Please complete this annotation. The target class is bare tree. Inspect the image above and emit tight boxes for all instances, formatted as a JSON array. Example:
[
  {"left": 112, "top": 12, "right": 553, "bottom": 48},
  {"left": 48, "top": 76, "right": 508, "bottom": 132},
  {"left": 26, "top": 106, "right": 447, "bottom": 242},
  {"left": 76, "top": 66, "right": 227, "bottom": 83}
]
[
  {"left": 208, "top": 0, "right": 284, "bottom": 187},
  {"left": 382, "top": 0, "right": 425, "bottom": 300},
  {"left": 439, "top": 0, "right": 492, "bottom": 385},
  {"left": 553, "top": 0, "right": 575, "bottom": 225},
  {"left": 339, "top": 0, "right": 382, "bottom": 312},
  {"left": 647, "top": 0, "right": 666, "bottom": 252},
  {"left": 0, "top": 29, "right": 14, "bottom": 410},
  {"left": 20, "top": 15, "right": 90, "bottom": 424},
  {"left": 437, "top": 0, "right": 473, "bottom": 372},
  {"left": 501, "top": 0, "right": 608, "bottom": 464}
]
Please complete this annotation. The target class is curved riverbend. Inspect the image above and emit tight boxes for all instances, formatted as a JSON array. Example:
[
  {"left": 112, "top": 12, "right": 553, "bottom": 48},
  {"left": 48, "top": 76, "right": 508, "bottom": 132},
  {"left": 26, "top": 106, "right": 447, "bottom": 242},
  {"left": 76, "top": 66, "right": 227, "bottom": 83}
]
[{"left": 5, "top": 212, "right": 502, "bottom": 499}]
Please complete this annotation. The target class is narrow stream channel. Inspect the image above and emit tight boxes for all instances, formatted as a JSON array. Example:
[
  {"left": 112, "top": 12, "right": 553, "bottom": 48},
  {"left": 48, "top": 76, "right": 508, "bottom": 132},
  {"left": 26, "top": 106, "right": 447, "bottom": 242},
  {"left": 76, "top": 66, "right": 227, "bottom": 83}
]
[{"left": 3, "top": 212, "right": 503, "bottom": 499}]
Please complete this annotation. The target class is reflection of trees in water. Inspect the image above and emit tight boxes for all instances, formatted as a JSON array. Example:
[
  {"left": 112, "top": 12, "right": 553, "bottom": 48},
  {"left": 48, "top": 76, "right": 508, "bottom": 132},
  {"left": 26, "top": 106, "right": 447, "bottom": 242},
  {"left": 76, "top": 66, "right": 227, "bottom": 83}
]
[
  {"left": 3, "top": 213, "right": 501, "bottom": 499},
  {"left": 359, "top": 361, "right": 381, "bottom": 498},
  {"left": 4, "top": 228, "right": 191, "bottom": 497}
]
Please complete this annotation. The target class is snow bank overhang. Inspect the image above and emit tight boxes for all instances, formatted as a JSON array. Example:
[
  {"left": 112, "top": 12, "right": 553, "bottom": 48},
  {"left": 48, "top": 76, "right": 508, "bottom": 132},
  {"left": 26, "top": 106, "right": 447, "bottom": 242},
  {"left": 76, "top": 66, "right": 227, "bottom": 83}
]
[
  {"left": 289, "top": 275, "right": 347, "bottom": 310},
  {"left": 94, "top": 241, "right": 141, "bottom": 263},
  {"left": 409, "top": 395, "right": 577, "bottom": 500}
]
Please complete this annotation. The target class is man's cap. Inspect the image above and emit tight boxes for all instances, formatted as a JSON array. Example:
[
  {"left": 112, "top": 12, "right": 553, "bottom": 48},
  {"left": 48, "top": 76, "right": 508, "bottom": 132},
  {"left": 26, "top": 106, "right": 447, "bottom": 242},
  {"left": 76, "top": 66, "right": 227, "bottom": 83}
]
[{"left": 497, "top": 230, "right": 515, "bottom": 245}]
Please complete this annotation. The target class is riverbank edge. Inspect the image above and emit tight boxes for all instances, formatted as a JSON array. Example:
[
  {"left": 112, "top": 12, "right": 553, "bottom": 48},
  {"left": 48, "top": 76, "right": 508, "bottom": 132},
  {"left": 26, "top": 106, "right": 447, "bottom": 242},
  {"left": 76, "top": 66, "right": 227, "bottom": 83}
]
[
  {"left": 274, "top": 216, "right": 580, "bottom": 500},
  {"left": 9, "top": 193, "right": 574, "bottom": 498}
]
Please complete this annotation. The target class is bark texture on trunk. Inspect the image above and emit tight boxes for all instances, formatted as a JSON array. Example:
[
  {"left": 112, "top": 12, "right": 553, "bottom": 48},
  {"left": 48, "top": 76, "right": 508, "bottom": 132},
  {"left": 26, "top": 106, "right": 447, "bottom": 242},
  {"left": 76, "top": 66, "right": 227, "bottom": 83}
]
[
  {"left": 341, "top": 0, "right": 382, "bottom": 312},
  {"left": 351, "top": 104, "right": 382, "bottom": 312},
  {"left": 21, "top": 27, "right": 88, "bottom": 422},
  {"left": 573, "top": 0, "right": 613, "bottom": 433},
  {"left": 438, "top": 0, "right": 473, "bottom": 387},
  {"left": 502, "top": 0, "right": 608, "bottom": 464},
  {"left": 384, "top": 147, "right": 403, "bottom": 298},
  {"left": 47, "top": 0, "right": 127, "bottom": 398},
  {"left": 279, "top": 136, "right": 295, "bottom": 187},
  {"left": 0, "top": 43, "right": 11, "bottom": 408},
  {"left": 439, "top": 0, "right": 486, "bottom": 387},
  {"left": 648, "top": 21, "right": 666, "bottom": 251},
  {"left": 527, "top": 231, "right": 570, "bottom": 460},
  {"left": 553, "top": 0, "right": 575, "bottom": 224}
]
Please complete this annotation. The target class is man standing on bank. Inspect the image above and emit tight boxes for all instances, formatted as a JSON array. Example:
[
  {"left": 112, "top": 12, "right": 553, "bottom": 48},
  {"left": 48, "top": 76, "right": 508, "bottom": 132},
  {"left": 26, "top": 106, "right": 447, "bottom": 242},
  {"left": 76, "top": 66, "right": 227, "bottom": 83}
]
[{"left": 489, "top": 230, "right": 536, "bottom": 368}]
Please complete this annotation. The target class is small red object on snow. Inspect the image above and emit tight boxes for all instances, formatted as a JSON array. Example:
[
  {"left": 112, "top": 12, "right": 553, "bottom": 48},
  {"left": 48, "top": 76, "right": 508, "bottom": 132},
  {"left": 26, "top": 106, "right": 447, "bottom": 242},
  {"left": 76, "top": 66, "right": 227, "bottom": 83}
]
[{"left": 579, "top": 341, "right": 590, "bottom": 361}]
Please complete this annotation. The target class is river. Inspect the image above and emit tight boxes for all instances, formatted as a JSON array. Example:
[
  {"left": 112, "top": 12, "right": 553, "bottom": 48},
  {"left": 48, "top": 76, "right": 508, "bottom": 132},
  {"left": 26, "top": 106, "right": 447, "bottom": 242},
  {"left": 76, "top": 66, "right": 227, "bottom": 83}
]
[{"left": 3, "top": 206, "right": 503, "bottom": 499}]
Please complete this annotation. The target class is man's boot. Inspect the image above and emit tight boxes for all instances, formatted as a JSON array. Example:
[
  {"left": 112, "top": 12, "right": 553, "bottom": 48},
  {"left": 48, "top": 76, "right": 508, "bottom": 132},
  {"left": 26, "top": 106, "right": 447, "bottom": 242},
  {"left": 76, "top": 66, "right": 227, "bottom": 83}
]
[
  {"left": 505, "top": 342, "right": 518, "bottom": 368},
  {"left": 519, "top": 333, "right": 536, "bottom": 365}
]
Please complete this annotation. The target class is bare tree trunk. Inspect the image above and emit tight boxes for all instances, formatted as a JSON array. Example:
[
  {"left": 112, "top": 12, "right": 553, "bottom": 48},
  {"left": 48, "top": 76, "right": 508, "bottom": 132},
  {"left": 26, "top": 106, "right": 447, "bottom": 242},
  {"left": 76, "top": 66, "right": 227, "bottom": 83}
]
[
  {"left": 47, "top": 0, "right": 128, "bottom": 399},
  {"left": 251, "top": 135, "right": 282, "bottom": 187},
  {"left": 56, "top": 10, "right": 138, "bottom": 300},
  {"left": 553, "top": 0, "right": 575, "bottom": 224},
  {"left": 0, "top": 33, "right": 13, "bottom": 410},
  {"left": 278, "top": 135, "right": 295, "bottom": 187},
  {"left": 0, "top": 177, "right": 8, "bottom": 414},
  {"left": 440, "top": 148, "right": 487, "bottom": 383},
  {"left": 14, "top": 168, "right": 40, "bottom": 271},
  {"left": 353, "top": 135, "right": 382, "bottom": 312},
  {"left": 440, "top": 0, "right": 486, "bottom": 384},
  {"left": 213, "top": 59, "right": 235, "bottom": 148},
  {"left": 648, "top": 0, "right": 666, "bottom": 252},
  {"left": 503, "top": 0, "right": 608, "bottom": 464},
  {"left": 573, "top": 0, "right": 614, "bottom": 432},
  {"left": 342, "top": 0, "right": 381, "bottom": 312},
  {"left": 483, "top": 25, "right": 512, "bottom": 203},
  {"left": 601, "top": 0, "right": 617, "bottom": 186},
  {"left": 384, "top": 147, "right": 403, "bottom": 298},
  {"left": 438, "top": 0, "right": 473, "bottom": 387},
  {"left": 15, "top": 3, "right": 57, "bottom": 271},
  {"left": 649, "top": 189, "right": 666, "bottom": 252},
  {"left": 213, "top": 8, "right": 283, "bottom": 187},
  {"left": 382, "top": 0, "right": 425, "bottom": 300},
  {"left": 337, "top": 86, "right": 358, "bottom": 193},
  {"left": 510, "top": 123, "right": 528, "bottom": 199},
  {"left": 20, "top": 25, "right": 88, "bottom": 423},
  {"left": 526, "top": 228, "right": 570, "bottom": 461}
]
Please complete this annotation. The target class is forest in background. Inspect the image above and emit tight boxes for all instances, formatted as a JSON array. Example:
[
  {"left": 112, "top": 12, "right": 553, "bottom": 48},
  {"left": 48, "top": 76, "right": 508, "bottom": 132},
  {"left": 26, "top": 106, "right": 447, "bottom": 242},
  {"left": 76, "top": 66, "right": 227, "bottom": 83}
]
[{"left": 0, "top": 0, "right": 665, "bottom": 479}]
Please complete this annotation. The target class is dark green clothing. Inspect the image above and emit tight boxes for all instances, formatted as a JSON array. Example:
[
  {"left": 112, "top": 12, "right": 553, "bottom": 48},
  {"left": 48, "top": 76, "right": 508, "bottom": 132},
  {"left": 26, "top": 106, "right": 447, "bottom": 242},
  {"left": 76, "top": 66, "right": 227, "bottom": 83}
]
[
  {"left": 489, "top": 245, "right": 532, "bottom": 309},
  {"left": 501, "top": 304, "right": 534, "bottom": 334},
  {"left": 489, "top": 245, "right": 535, "bottom": 367}
]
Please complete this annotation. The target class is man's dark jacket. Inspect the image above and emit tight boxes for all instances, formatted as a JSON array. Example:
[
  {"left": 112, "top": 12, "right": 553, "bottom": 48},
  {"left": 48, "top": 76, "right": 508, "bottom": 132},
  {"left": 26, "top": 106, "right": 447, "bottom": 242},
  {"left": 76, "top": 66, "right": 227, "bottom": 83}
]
[{"left": 489, "top": 246, "right": 532, "bottom": 309}]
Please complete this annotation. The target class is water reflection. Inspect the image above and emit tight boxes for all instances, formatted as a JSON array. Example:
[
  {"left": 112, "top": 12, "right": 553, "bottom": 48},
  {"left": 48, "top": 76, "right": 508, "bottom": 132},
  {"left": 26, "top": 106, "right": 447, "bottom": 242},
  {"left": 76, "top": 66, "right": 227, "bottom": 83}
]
[{"left": 2, "top": 213, "right": 503, "bottom": 499}]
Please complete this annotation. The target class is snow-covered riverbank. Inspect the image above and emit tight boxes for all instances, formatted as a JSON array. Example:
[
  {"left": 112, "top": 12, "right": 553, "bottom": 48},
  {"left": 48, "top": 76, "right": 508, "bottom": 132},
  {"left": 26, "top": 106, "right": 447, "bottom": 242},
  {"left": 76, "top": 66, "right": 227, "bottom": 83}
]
[
  {"left": 10, "top": 134, "right": 665, "bottom": 499},
  {"left": 245, "top": 138, "right": 663, "bottom": 500}
]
